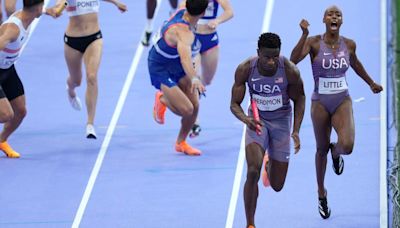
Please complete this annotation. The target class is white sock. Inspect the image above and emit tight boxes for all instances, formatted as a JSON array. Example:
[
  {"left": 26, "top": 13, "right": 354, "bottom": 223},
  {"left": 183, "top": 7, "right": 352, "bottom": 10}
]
[{"left": 145, "top": 19, "right": 153, "bottom": 33}]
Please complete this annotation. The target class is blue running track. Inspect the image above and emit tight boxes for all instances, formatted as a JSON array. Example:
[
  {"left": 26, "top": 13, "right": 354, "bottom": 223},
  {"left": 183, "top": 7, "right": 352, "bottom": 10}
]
[{"left": 0, "top": 0, "right": 383, "bottom": 227}]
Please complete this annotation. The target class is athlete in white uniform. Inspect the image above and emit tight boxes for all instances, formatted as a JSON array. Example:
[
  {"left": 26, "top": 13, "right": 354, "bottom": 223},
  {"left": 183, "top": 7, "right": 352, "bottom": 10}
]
[
  {"left": 0, "top": 0, "right": 44, "bottom": 158},
  {"left": 45, "top": 0, "right": 127, "bottom": 139}
]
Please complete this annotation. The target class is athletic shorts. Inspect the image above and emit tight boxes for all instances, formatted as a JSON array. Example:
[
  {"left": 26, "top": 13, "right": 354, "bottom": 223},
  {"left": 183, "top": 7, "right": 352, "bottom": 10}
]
[
  {"left": 148, "top": 48, "right": 186, "bottom": 90},
  {"left": 0, "top": 65, "right": 24, "bottom": 100},
  {"left": 64, "top": 31, "right": 103, "bottom": 53},
  {"left": 312, "top": 91, "right": 349, "bottom": 114},
  {"left": 196, "top": 32, "right": 219, "bottom": 53},
  {"left": 245, "top": 110, "right": 292, "bottom": 162}
]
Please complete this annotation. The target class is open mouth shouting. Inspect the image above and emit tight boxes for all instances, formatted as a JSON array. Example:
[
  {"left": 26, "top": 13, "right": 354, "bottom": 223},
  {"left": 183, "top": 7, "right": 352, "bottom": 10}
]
[{"left": 330, "top": 21, "right": 338, "bottom": 30}]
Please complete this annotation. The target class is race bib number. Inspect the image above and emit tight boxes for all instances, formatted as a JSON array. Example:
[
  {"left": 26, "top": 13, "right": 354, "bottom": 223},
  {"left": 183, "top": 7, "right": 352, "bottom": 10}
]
[
  {"left": 253, "top": 94, "right": 283, "bottom": 111},
  {"left": 318, "top": 77, "right": 348, "bottom": 94}
]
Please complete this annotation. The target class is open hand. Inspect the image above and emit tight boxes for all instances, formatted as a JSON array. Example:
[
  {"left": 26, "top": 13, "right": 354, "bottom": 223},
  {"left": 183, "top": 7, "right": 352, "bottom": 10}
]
[{"left": 191, "top": 77, "right": 206, "bottom": 95}]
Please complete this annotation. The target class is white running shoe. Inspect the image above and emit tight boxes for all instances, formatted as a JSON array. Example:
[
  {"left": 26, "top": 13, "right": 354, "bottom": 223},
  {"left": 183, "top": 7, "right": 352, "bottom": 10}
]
[
  {"left": 86, "top": 124, "right": 97, "bottom": 139},
  {"left": 66, "top": 85, "right": 82, "bottom": 111}
]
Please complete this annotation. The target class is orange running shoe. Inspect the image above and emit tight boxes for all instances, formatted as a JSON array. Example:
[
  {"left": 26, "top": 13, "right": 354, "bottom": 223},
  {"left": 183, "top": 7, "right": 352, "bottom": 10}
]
[
  {"left": 175, "top": 141, "right": 201, "bottom": 156},
  {"left": 261, "top": 154, "right": 270, "bottom": 187},
  {"left": 0, "top": 141, "right": 20, "bottom": 158},
  {"left": 153, "top": 91, "right": 167, "bottom": 124}
]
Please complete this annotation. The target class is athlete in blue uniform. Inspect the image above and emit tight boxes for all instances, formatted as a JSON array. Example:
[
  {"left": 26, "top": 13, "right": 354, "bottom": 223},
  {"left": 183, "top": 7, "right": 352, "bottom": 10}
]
[
  {"left": 0, "top": 0, "right": 44, "bottom": 158},
  {"left": 290, "top": 5, "right": 383, "bottom": 219},
  {"left": 149, "top": 0, "right": 208, "bottom": 156},
  {"left": 181, "top": 0, "right": 233, "bottom": 137},
  {"left": 231, "top": 33, "right": 305, "bottom": 228}
]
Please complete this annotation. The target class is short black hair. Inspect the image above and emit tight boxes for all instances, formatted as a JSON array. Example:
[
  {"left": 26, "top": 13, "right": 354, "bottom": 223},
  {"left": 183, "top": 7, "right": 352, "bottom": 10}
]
[
  {"left": 23, "top": 0, "right": 44, "bottom": 8},
  {"left": 258, "top": 32, "right": 281, "bottom": 49},
  {"left": 186, "top": 0, "right": 209, "bottom": 16}
]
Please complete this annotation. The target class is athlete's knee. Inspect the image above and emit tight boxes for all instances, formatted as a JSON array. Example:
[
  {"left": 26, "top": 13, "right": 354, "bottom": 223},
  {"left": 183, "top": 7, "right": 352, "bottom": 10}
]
[
  {"left": 202, "top": 79, "right": 212, "bottom": 86},
  {"left": 271, "top": 182, "right": 284, "bottom": 192},
  {"left": 316, "top": 146, "right": 329, "bottom": 156},
  {"left": 178, "top": 104, "right": 194, "bottom": 117},
  {"left": 191, "top": 99, "right": 199, "bottom": 111},
  {"left": 68, "top": 76, "right": 82, "bottom": 87},
  {"left": 340, "top": 141, "right": 354, "bottom": 155},
  {"left": 202, "top": 77, "right": 213, "bottom": 86},
  {"left": 201, "top": 73, "right": 214, "bottom": 86},
  {"left": 246, "top": 165, "right": 261, "bottom": 182},
  {"left": 0, "top": 109, "right": 14, "bottom": 123},
  {"left": 14, "top": 106, "right": 27, "bottom": 120},
  {"left": 86, "top": 73, "right": 98, "bottom": 86}
]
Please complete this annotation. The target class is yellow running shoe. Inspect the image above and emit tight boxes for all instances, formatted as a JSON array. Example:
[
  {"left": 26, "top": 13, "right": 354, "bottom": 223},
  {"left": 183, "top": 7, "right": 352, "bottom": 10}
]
[
  {"left": 0, "top": 141, "right": 20, "bottom": 158},
  {"left": 153, "top": 91, "right": 167, "bottom": 124},
  {"left": 175, "top": 141, "right": 201, "bottom": 156}
]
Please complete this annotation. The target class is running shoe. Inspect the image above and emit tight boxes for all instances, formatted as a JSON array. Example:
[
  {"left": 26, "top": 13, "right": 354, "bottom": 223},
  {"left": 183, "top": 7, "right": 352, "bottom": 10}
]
[
  {"left": 330, "top": 143, "right": 344, "bottom": 175},
  {"left": 86, "top": 124, "right": 97, "bottom": 139},
  {"left": 153, "top": 91, "right": 166, "bottom": 124},
  {"left": 318, "top": 191, "right": 331, "bottom": 219},
  {"left": 189, "top": 124, "right": 201, "bottom": 138},
  {"left": 141, "top": 31, "right": 152, "bottom": 47},
  {"left": 261, "top": 154, "right": 270, "bottom": 187},
  {"left": 66, "top": 85, "right": 82, "bottom": 111},
  {"left": 0, "top": 141, "right": 20, "bottom": 158},
  {"left": 175, "top": 141, "right": 201, "bottom": 156}
]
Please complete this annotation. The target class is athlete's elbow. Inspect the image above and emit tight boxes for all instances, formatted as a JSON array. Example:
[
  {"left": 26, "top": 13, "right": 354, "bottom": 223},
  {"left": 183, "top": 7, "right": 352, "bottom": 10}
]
[
  {"left": 229, "top": 10, "right": 234, "bottom": 19},
  {"left": 0, "top": 109, "right": 13, "bottom": 123},
  {"left": 230, "top": 103, "right": 237, "bottom": 114},
  {"left": 289, "top": 56, "right": 299, "bottom": 64}
]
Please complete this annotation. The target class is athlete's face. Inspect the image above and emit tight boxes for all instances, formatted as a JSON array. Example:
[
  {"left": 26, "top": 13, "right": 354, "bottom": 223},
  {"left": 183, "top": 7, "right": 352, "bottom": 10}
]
[
  {"left": 323, "top": 6, "right": 343, "bottom": 33},
  {"left": 257, "top": 47, "right": 280, "bottom": 73}
]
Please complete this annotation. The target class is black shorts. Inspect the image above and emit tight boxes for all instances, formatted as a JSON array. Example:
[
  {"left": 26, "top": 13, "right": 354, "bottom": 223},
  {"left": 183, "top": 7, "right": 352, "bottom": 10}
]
[
  {"left": 64, "top": 31, "right": 103, "bottom": 53},
  {"left": 0, "top": 65, "right": 24, "bottom": 101}
]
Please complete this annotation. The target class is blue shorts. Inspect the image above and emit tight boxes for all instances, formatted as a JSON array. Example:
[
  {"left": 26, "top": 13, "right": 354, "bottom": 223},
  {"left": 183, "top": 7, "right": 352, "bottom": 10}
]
[
  {"left": 196, "top": 32, "right": 219, "bottom": 53},
  {"left": 245, "top": 110, "right": 292, "bottom": 162},
  {"left": 148, "top": 48, "right": 186, "bottom": 90}
]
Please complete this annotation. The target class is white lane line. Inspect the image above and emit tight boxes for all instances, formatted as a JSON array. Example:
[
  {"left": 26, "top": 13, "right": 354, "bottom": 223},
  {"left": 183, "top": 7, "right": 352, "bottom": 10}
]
[
  {"left": 379, "top": 0, "right": 388, "bottom": 227},
  {"left": 71, "top": 1, "right": 163, "bottom": 227}
]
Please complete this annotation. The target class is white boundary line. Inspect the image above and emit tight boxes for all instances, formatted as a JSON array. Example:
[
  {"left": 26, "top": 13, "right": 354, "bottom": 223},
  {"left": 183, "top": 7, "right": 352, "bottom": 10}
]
[
  {"left": 71, "top": 44, "right": 144, "bottom": 228},
  {"left": 71, "top": 1, "right": 162, "bottom": 227},
  {"left": 379, "top": 0, "right": 388, "bottom": 227},
  {"left": 224, "top": 0, "right": 274, "bottom": 227}
]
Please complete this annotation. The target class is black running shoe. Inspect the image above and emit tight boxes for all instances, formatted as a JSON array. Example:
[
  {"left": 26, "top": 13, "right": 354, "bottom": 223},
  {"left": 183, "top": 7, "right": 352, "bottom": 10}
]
[
  {"left": 318, "top": 194, "right": 331, "bottom": 219},
  {"left": 141, "top": 31, "right": 152, "bottom": 47},
  {"left": 330, "top": 143, "right": 344, "bottom": 175},
  {"left": 189, "top": 124, "right": 201, "bottom": 138}
]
